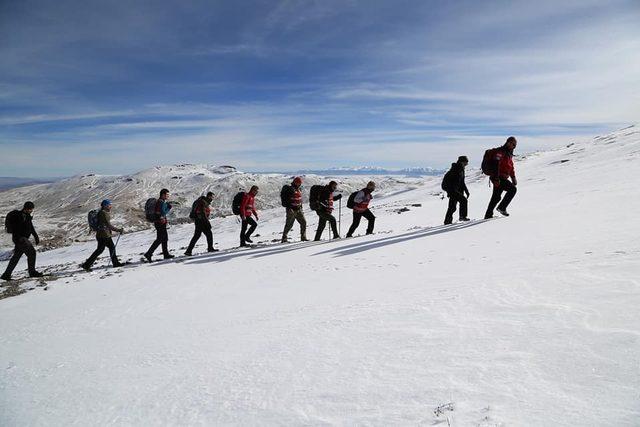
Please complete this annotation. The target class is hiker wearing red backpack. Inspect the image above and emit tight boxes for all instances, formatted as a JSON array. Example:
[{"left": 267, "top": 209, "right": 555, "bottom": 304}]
[
  {"left": 280, "top": 177, "right": 308, "bottom": 243},
  {"left": 239, "top": 185, "right": 259, "bottom": 247},
  {"left": 144, "top": 188, "right": 173, "bottom": 262},
  {"left": 483, "top": 137, "right": 518, "bottom": 219},
  {"left": 346, "top": 181, "right": 376, "bottom": 237}
]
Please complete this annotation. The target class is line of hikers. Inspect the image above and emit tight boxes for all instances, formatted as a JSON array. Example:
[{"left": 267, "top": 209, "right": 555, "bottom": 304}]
[{"left": 1, "top": 137, "right": 518, "bottom": 281}]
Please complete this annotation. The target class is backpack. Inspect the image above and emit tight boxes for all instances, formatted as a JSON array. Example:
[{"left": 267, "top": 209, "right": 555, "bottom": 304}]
[
  {"left": 309, "top": 185, "right": 322, "bottom": 211},
  {"left": 144, "top": 198, "right": 158, "bottom": 222},
  {"left": 346, "top": 191, "right": 359, "bottom": 209},
  {"left": 232, "top": 192, "right": 245, "bottom": 215},
  {"left": 189, "top": 198, "right": 201, "bottom": 220},
  {"left": 441, "top": 170, "right": 453, "bottom": 192},
  {"left": 280, "top": 185, "right": 291, "bottom": 207},
  {"left": 88, "top": 209, "right": 100, "bottom": 231},
  {"left": 481, "top": 147, "right": 501, "bottom": 176},
  {"left": 4, "top": 210, "right": 21, "bottom": 234}
]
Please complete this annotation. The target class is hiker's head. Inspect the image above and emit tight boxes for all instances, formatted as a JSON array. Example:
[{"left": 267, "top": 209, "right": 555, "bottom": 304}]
[
  {"left": 160, "top": 188, "right": 170, "bottom": 200},
  {"left": 329, "top": 180, "right": 338, "bottom": 192},
  {"left": 457, "top": 156, "right": 469, "bottom": 167},
  {"left": 101, "top": 199, "right": 112, "bottom": 211},
  {"left": 23, "top": 201, "right": 34, "bottom": 214},
  {"left": 250, "top": 185, "right": 259, "bottom": 195},
  {"left": 292, "top": 176, "right": 302, "bottom": 187},
  {"left": 206, "top": 191, "right": 214, "bottom": 202},
  {"left": 505, "top": 136, "right": 517, "bottom": 151},
  {"left": 366, "top": 181, "right": 376, "bottom": 192}
]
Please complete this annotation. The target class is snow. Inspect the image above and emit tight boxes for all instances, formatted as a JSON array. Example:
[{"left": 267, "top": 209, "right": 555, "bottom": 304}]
[{"left": 1, "top": 126, "right": 639, "bottom": 425}]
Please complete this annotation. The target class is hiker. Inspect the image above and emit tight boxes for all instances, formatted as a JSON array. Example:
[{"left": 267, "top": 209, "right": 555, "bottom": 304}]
[
  {"left": 281, "top": 177, "right": 308, "bottom": 243},
  {"left": 144, "top": 188, "right": 173, "bottom": 262},
  {"left": 185, "top": 192, "right": 217, "bottom": 256},
  {"left": 313, "top": 180, "right": 342, "bottom": 241},
  {"left": 346, "top": 181, "right": 376, "bottom": 237},
  {"left": 1, "top": 201, "right": 42, "bottom": 281},
  {"left": 239, "top": 185, "right": 259, "bottom": 247},
  {"left": 81, "top": 199, "right": 125, "bottom": 271},
  {"left": 442, "top": 156, "right": 471, "bottom": 224},
  {"left": 484, "top": 137, "right": 518, "bottom": 219}
]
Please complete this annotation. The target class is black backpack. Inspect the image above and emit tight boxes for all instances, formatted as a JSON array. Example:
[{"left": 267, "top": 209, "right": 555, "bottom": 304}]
[
  {"left": 232, "top": 192, "right": 245, "bottom": 215},
  {"left": 88, "top": 209, "right": 100, "bottom": 231},
  {"left": 189, "top": 197, "right": 202, "bottom": 220},
  {"left": 346, "top": 191, "right": 359, "bottom": 209},
  {"left": 144, "top": 198, "right": 158, "bottom": 222},
  {"left": 441, "top": 170, "right": 453, "bottom": 192},
  {"left": 4, "top": 210, "right": 21, "bottom": 234},
  {"left": 481, "top": 147, "right": 500, "bottom": 176},
  {"left": 309, "top": 185, "right": 322, "bottom": 211},
  {"left": 280, "top": 185, "right": 291, "bottom": 207}
]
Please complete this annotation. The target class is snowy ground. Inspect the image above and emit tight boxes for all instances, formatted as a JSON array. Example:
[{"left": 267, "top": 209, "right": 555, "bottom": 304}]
[{"left": 1, "top": 126, "right": 639, "bottom": 425}]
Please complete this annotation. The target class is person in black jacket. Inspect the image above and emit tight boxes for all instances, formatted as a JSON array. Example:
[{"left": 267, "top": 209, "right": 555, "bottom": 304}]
[
  {"left": 442, "top": 156, "right": 471, "bottom": 225},
  {"left": 2, "top": 201, "right": 43, "bottom": 281},
  {"left": 313, "top": 180, "right": 342, "bottom": 241},
  {"left": 185, "top": 192, "right": 217, "bottom": 256}
]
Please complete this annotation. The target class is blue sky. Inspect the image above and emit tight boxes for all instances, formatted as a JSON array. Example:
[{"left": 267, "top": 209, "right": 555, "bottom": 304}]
[{"left": 1, "top": 0, "right": 639, "bottom": 177}]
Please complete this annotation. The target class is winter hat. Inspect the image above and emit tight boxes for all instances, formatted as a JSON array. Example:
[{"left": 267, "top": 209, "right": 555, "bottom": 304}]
[
  {"left": 101, "top": 199, "right": 112, "bottom": 207},
  {"left": 23, "top": 201, "right": 35, "bottom": 210},
  {"left": 292, "top": 176, "right": 303, "bottom": 186},
  {"left": 457, "top": 156, "right": 469, "bottom": 164}
]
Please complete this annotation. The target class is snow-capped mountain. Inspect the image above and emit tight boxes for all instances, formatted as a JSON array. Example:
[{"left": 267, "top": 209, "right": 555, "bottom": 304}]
[
  {"left": 293, "top": 166, "right": 445, "bottom": 176},
  {"left": 1, "top": 125, "right": 639, "bottom": 425},
  {"left": 0, "top": 165, "right": 425, "bottom": 251}
]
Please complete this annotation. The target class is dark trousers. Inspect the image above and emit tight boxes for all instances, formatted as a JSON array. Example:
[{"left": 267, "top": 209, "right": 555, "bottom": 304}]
[
  {"left": 85, "top": 237, "right": 118, "bottom": 267},
  {"left": 3, "top": 237, "right": 37, "bottom": 277},
  {"left": 347, "top": 209, "right": 375, "bottom": 236},
  {"left": 240, "top": 217, "right": 257, "bottom": 245},
  {"left": 187, "top": 222, "right": 213, "bottom": 253},
  {"left": 485, "top": 177, "right": 517, "bottom": 217},
  {"left": 146, "top": 222, "right": 170, "bottom": 257},
  {"left": 314, "top": 210, "right": 339, "bottom": 241},
  {"left": 445, "top": 192, "right": 468, "bottom": 224}
]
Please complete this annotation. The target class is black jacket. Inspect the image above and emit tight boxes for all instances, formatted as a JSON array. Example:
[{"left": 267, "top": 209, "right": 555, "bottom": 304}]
[
  {"left": 442, "top": 162, "right": 469, "bottom": 195},
  {"left": 12, "top": 211, "right": 38, "bottom": 243}
]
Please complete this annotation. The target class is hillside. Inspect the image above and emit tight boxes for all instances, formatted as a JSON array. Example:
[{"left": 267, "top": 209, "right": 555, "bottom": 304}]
[
  {"left": 1, "top": 125, "right": 639, "bottom": 425},
  {"left": 0, "top": 165, "right": 421, "bottom": 252}
]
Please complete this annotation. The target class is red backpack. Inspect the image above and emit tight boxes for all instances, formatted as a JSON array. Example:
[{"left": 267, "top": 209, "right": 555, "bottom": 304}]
[{"left": 481, "top": 147, "right": 501, "bottom": 176}]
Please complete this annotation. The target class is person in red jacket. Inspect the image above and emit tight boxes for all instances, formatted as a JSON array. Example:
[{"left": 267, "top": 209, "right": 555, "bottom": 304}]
[
  {"left": 485, "top": 136, "right": 518, "bottom": 219},
  {"left": 240, "top": 185, "right": 259, "bottom": 247},
  {"left": 346, "top": 181, "right": 376, "bottom": 237}
]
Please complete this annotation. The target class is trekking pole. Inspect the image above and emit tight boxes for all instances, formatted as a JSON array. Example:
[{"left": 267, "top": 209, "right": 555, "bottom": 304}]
[
  {"left": 110, "top": 233, "right": 121, "bottom": 267},
  {"left": 339, "top": 199, "right": 342, "bottom": 236}
]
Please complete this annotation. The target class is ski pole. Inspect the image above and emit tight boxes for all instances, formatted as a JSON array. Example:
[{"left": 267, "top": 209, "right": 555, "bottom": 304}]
[{"left": 339, "top": 199, "right": 342, "bottom": 236}]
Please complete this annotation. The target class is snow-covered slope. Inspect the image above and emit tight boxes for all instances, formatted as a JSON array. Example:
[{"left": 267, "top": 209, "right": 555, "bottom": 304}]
[
  {"left": 1, "top": 125, "right": 639, "bottom": 425},
  {"left": 0, "top": 165, "right": 418, "bottom": 252}
]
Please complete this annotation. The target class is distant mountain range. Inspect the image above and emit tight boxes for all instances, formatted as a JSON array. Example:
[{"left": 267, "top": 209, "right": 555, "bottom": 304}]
[
  {"left": 0, "top": 177, "right": 60, "bottom": 191},
  {"left": 287, "top": 166, "right": 445, "bottom": 176}
]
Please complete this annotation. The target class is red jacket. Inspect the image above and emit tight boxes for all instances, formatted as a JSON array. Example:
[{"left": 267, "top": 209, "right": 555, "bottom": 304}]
[
  {"left": 240, "top": 192, "right": 257, "bottom": 219},
  {"left": 495, "top": 148, "right": 515, "bottom": 179}
]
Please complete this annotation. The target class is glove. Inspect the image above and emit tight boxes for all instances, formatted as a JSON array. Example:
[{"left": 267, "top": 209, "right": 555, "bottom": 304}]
[
  {"left": 34, "top": 235, "right": 40, "bottom": 245},
  {"left": 167, "top": 203, "right": 172, "bottom": 210},
  {"left": 334, "top": 194, "right": 343, "bottom": 201},
  {"left": 465, "top": 190, "right": 470, "bottom": 198},
  {"left": 255, "top": 214, "right": 259, "bottom": 221},
  {"left": 512, "top": 177, "right": 518, "bottom": 186},
  {"left": 119, "top": 228, "right": 124, "bottom": 234}
]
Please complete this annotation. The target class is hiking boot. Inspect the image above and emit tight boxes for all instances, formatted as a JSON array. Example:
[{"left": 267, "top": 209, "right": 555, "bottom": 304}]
[
  {"left": 207, "top": 248, "right": 219, "bottom": 252},
  {"left": 346, "top": 234, "right": 353, "bottom": 238},
  {"left": 281, "top": 236, "right": 289, "bottom": 243},
  {"left": 484, "top": 213, "right": 493, "bottom": 219},
  {"left": 496, "top": 208, "right": 509, "bottom": 216},
  {"left": 29, "top": 271, "right": 44, "bottom": 278},
  {"left": 184, "top": 251, "right": 193, "bottom": 257},
  {"left": 240, "top": 242, "right": 249, "bottom": 247},
  {"left": 143, "top": 253, "right": 153, "bottom": 263},
  {"left": 459, "top": 217, "right": 471, "bottom": 222},
  {"left": 80, "top": 263, "right": 92, "bottom": 272},
  {"left": 333, "top": 235, "right": 341, "bottom": 240},
  {"left": 245, "top": 237, "right": 253, "bottom": 243},
  {"left": 164, "top": 254, "right": 175, "bottom": 260},
  {"left": 1, "top": 273, "right": 11, "bottom": 282},
  {"left": 301, "top": 237, "right": 309, "bottom": 242},
  {"left": 112, "top": 261, "right": 125, "bottom": 268}
]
